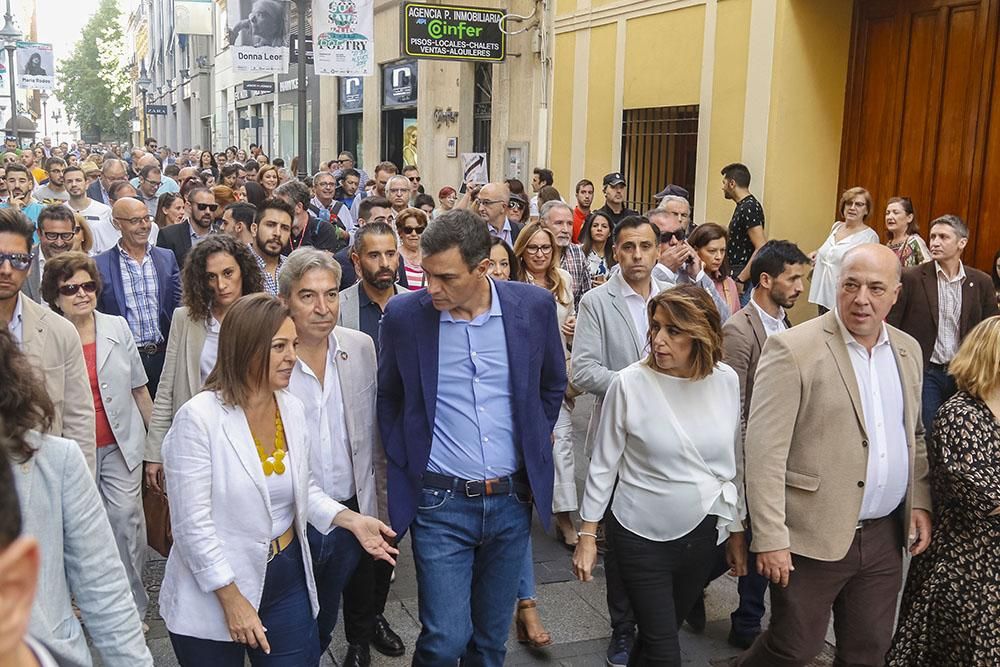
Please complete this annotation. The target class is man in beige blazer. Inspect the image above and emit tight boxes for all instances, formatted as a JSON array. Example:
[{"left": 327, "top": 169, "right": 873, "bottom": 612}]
[
  {"left": 0, "top": 208, "right": 95, "bottom": 474},
  {"left": 738, "top": 244, "right": 932, "bottom": 667}
]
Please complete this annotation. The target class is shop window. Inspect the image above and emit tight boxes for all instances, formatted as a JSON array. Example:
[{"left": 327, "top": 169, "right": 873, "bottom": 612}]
[{"left": 620, "top": 105, "right": 699, "bottom": 212}]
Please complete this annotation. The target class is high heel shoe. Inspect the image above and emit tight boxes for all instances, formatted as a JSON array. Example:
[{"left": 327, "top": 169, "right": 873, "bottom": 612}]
[{"left": 515, "top": 600, "right": 553, "bottom": 648}]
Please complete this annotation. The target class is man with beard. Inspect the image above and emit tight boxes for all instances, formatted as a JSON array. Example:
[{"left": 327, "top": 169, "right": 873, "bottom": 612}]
[
  {"left": 33, "top": 157, "right": 70, "bottom": 203},
  {"left": 593, "top": 172, "right": 639, "bottom": 228},
  {"left": 717, "top": 240, "right": 810, "bottom": 650},
  {"left": 1, "top": 165, "right": 44, "bottom": 226},
  {"left": 94, "top": 197, "right": 181, "bottom": 398},
  {"left": 219, "top": 201, "right": 256, "bottom": 246},
  {"left": 156, "top": 187, "right": 217, "bottom": 268},
  {"left": 249, "top": 197, "right": 294, "bottom": 294},
  {"left": 21, "top": 204, "right": 81, "bottom": 302},
  {"left": 64, "top": 165, "right": 113, "bottom": 246},
  {"left": 339, "top": 222, "right": 406, "bottom": 340},
  {"left": 336, "top": 196, "right": 392, "bottom": 290},
  {"left": 336, "top": 168, "right": 363, "bottom": 214}
]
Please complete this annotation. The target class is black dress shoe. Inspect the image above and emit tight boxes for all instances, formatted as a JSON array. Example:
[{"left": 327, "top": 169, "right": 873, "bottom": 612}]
[
  {"left": 727, "top": 626, "right": 760, "bottom": 650},
  {"left": 685, "top": 592, "right": 706, "bottom": 634},
  {"left": 372, "top": 613, "right": 405, "bottom": 657},
  {"left": 343, "top": 643, "right": 371, "bottom": 667}
]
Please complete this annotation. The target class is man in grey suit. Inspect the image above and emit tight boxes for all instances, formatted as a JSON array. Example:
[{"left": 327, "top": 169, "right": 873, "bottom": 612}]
[
  {"left": 21, "top": 205, "right": 81, "bottom": 302},
  {"left": 338, "top": 221, "right": 406, "bottom": 341},
  {"left": 571, "top": 215, "right": 668, "bottom": 667},
  {"left": 280, "top": 248, "right": 393, "bottom": 667},
  {"left": 720, "top": 239, "right": 809, "bottom": 649}
]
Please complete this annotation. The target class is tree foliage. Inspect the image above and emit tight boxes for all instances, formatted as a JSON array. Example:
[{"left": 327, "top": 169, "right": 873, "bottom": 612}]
[{"left": 56, "top": 0, "right": 130, "bottom": 141}]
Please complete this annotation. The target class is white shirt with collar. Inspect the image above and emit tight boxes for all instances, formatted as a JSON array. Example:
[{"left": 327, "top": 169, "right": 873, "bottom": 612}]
[
  {"left": 619, "top": 278, "right": 656, "bottom": 351},
  {"left": 7, "top": 291, "right": 24, "bottom": 345},
  {"left": 199, "top": 316, "right": 221, "bottom": 384},
  {"left": 931, "top": 261, "right": 966, "bottom": 365},
  {"left": 750, "top": 296, "right": 787, "bottom": 338},
  {"left": 287, "top": 331, "right": 356, "bottom": 501},
  {"left": 835, "top": 311, "right": 909, "bottom": 521}
]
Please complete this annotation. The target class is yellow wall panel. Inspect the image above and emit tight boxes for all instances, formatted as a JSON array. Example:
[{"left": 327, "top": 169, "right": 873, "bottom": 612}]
[
  {"left": 583, "top": 24, "right": 618, "bottom": 189},
  {"left": 704, "top": 0, "right": 751, "bottom": 225},
  {"left": 556, "top": 0, "right": 578, "bottom": 17},
  {"left": 550, "top": 32, "right": 577, "bottom": 182},
  {"left": 623, "top": 6, "right": 705, "bottom": 109}
]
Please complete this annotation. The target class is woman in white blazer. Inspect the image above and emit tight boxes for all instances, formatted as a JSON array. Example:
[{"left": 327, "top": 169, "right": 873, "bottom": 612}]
[
  {"left": 0, "top": 328, "right": 153, "bottom": 666},
  {"left": 161, "top": 294, "right": 397, "bottom": 666},
  {"left": 41, "top": 251, "right": 153, "bottom": 622},
  {"left": 144, "top": 234, "right": 264, "bottom": 492}
]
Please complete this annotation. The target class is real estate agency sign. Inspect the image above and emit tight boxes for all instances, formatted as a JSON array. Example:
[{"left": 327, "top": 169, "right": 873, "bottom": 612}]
[{"left": 403, "top": 2, "right": 505, "bottom": 62}]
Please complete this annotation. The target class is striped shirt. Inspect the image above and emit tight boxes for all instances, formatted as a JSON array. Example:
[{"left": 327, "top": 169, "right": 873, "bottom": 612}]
[
  {"left": 931, "top": 262, "right": 965, "bottom": 364},
  {"left": 117, "top": 243, "right": 162, "bottom": 346}
]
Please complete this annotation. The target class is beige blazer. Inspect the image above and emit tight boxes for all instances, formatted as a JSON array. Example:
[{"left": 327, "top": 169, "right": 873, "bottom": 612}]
[
  {"left": 20, "top": 296, "right": 97, "bottom": 474},
  {"left": 145, "top": 307, "right": 207, "bottom": 462},
  {"left": 744, "top": 311, "right": 932, "bottom": 561}
]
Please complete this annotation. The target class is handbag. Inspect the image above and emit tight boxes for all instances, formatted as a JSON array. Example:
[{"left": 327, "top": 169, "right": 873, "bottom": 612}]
[{"left": 142, "top": 483, "right": 172, "bottom": 557}]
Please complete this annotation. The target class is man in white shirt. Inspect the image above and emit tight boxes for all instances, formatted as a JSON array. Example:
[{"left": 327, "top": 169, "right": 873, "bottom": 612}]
[
  {"left": 647, "top": 208, "right": 731, "bottom": 317},
  {"left": 720, "top": 240, "right": 809, "bottom": 649},
  {"left": 64, "top": 165, "right": 112, "bottom": 254},
  {"left": 279, "top": 248, "right": 389, "bottom": 667},
  {"left": 571, "top": 215, "right": 667, "bottom": 667}
]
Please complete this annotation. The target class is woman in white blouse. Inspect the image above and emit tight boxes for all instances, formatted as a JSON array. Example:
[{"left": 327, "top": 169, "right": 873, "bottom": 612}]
[
  {"left": 808, "top": 186, "right": 880, "bottom": 315},
  {"left": 573, "top": 284, "right": 747, "bottom": 665},
  {"left": 144, "top": 234, "right": 264, "bottom": 492},
  {"left": 161, "top": 294, "right": 397, "bottom": 665}
]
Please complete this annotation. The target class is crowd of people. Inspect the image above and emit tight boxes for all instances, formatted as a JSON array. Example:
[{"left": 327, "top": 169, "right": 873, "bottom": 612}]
[{"left": 0, "top": 133, "right": 999, "bottom": 667}]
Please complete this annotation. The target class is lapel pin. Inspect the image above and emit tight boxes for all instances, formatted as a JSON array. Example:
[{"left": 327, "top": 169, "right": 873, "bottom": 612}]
[{"left": 339, "top": 350, "right": 349, "bottom": 360}]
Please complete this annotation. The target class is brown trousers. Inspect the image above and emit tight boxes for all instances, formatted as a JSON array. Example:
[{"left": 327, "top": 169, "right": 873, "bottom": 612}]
[{"left": 737, "top": 515, "right": 903, "bottom": 667}]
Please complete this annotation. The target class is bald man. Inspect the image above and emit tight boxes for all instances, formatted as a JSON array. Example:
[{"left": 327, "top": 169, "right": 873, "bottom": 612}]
[
  {"left": 738, "top": 244, "right": 932, "bottom": 667},
  {"left": 476, "top": 182, "right": 523, "bottom": 245},
  {"left": 87, "top": 158, "right": 127, "bottom": 204},
  {"left": 129, "top": 153, "right": 180, "bottom": 196},
  {"left": 94, "top": 197, "right": 181, "bottom": 398}
]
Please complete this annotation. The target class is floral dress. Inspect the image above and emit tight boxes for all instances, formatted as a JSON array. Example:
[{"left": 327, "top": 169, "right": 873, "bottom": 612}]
[
  {"left": 886, "top": 391, "right": 1000, "bottom": 666},
  {"left": 887, "top": 234, "right": 931, "bottom": 267}
]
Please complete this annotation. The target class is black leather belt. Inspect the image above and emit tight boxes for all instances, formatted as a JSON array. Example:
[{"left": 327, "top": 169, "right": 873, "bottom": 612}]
[
  {"left": 422, "top": 471, "right": 532, "bottom": 499},
  {"left": 138, "top": 342, "right": 165, "bottom": 356},
  {"left": 927, "top": 362, "right": 949, "bottom": 371}
]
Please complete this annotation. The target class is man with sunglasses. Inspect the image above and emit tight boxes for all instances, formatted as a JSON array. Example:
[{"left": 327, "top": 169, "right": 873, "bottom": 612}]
[
  {"left": 21, "top": 205, "right": 81, "bottom": 303},
  {"left": 402, "top": 165, "right": 422, "bottom": 202},
  {"left": 0, "top": 207, "right": 96, "bottom": 473},
  {"left": 648, "top": 208, "right": 731, "bottom": 317},
  {"left": 95, "top": 197, "right": 181, "bottom": 399},
  {"left": 156, "top": 187, "right": 217, "bottom": 268}
]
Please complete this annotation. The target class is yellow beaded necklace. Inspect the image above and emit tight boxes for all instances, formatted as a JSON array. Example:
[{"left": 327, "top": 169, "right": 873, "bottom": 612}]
[{"left": 253, "top": 408, "right": 287, "bottom": 476}]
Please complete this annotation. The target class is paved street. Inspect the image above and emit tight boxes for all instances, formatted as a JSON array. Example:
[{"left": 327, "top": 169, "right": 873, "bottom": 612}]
[{"left": 127, "top": 395, "right": 836, "bottom": 666}]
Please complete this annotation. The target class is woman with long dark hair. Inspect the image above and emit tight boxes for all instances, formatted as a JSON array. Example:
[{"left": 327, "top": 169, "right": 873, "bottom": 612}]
[
  {"left": 579, "top": 211, "right": 615, "bottom": 285},
  {"left": 199, "top": 150, "right": 219, "bottom": 181}
]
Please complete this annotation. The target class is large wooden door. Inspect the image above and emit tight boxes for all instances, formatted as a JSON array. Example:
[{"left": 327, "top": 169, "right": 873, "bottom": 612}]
[{"left": 839, "top": 0, "right": 1000, "bottom": 271}]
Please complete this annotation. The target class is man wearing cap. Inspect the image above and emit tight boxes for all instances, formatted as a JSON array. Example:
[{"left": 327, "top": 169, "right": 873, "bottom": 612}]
[
  {"left": 573, "top": 179, "right": 594, "bottom": 243},
  {"left": 594, "top": 173, "right": 639, "bottom": 228}
]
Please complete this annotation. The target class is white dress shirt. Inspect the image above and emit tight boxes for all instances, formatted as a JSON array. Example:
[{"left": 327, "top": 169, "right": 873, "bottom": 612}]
[
  {"left": 619, "top": 278, "right": 655, "bottom": 349},
  {"left": 7, "top": 292, "right": 23, "bottom": 344},
  {"left": 287, "top": 332, "right": 356, "bottom": 501},
  {"left": 836, "top": 313, "right": 909, "bottom": 520},
  {"left": 199, "top": 316, "right": 220, "bottom": 384},
  {"left": 750, "top": 297, "right": 787, "bottom": 337},
  {"left": 931, "top": 261, "right": 966, "bottom": 364},
  {"left": 580, "top": 361, "right": 744, "bottom": 544}
]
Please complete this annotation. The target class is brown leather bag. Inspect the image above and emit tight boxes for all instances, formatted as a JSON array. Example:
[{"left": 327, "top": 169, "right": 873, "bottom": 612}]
[{"left": 142, "top": 484, "right": 172, "bottom": 557}]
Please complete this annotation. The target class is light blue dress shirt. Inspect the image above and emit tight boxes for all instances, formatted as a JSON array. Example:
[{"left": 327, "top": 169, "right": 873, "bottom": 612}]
[{"left": 428, "top": 278, "right": 520, "bottom": 480}]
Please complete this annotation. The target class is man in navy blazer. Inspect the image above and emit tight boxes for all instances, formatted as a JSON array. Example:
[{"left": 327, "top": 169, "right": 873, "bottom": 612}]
[
  {"left": 378, "top": 210, "right": 566, "bottom": 667},
  {"left": 95, "top": 197, "right": 180, "bottom": 399}
]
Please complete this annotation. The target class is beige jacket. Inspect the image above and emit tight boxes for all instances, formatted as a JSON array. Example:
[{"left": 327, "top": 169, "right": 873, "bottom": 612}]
[{"left": 744, "top": 311, "right": 932, "bottom": 561}]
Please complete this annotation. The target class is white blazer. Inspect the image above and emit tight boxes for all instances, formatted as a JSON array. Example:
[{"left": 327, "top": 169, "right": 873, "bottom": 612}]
[
  {"left": 159, "top": 390, "right": 346, "bottom": 642},
  {"left": 93, "top": 311, "right": 149, "bottom": 471}
]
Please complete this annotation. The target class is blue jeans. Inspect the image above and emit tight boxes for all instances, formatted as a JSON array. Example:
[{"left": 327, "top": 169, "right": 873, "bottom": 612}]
[
  {"left": 731, "top": 524, "right": 768, "bottom": 636},
  {"left": 169, "top": 536, "right": 320, "bottom": 666},
  {"left": 410, "top": 485, "right": 532, "bottom": 667},
  {"left": 517, "top": 534, "right": 536, "bottom": 601},
  {"left": 922, "top": 364, "right": 957, "bottom": 441},
  {"left": 307, "top": 517, "right": 363, "bottom": 653}
]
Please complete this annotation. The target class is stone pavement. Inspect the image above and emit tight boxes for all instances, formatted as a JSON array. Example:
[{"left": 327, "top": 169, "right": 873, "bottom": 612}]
[{"left": 128, "top": 395, "right": 836, "bottom": 666}]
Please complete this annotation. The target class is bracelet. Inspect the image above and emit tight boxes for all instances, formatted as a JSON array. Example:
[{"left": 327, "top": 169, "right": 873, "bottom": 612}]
[{"left": 577, "top": 531, "right": 598, "bottom": 539}]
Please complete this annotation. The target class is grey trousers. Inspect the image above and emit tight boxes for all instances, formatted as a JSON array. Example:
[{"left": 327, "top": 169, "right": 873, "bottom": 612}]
[{"left": 96, "top": 444, "right": 149, "bottom": 620}]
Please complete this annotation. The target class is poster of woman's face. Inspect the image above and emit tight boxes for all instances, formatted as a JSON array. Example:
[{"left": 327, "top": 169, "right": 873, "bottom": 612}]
[{"left": 16, "top": 42, "right": 54, "bottom": 90}]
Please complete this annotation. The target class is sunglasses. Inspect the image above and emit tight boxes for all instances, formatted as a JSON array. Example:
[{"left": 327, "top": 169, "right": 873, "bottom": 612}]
[
  {"left": 408, "top": 176, "right": 421, "bottom": 183},
  {"left": 401, "top": 225, "right": 426, "bottom": 235},
  {"left": 660, "top": 230, "right": 686, "bottom": 243},
  {"left": 43, "top": 228, "right": 81, "bottom": 242},
  {"left": 509, "top": 200, "right": 524, "bottom": 209},
  {"left": 196, "top": 202, "right": 219, "bottom": 212},
  {"left": 0, "top": 251, "right": 32, "bottom": 271},
  {"left": 57, "top": 280, "right": 98, "bottom": 296}
]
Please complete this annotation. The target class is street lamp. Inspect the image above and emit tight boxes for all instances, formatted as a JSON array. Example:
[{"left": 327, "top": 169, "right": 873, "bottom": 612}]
[
  {"left": 39, "top": 90, "right": 48, "bottom": 137},
  {"left": 295, "top": 0, "right": 307, "bottom": 179},
  {"left": 136, "top": 61, "right": 151, "bottom": 144},
  {"left": 0, "top": 0, "right": 22, "bottom": 146},
  {"left": 51, "top": 107, "right": 61, "bottom": 144}
]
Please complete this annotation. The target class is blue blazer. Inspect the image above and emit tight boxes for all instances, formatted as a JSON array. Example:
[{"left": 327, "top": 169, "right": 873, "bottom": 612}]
[
  {"left": 94, "top": 246, "right": 181, "bottom": 343},
  {"left": 87, "top": 179, "right": 106, "bottom": 204},
  {"left": 377, "top": 280, "right": 567, "bottom": 535}
]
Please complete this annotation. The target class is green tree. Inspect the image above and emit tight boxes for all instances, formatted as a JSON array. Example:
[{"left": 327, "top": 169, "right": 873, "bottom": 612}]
[{"left": 56, "top": 0, "right": 130, "bottom": 141}]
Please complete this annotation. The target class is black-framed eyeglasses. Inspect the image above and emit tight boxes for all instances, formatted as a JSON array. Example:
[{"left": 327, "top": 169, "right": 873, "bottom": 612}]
[
  {"left": 196, "top": 203, "right": 219, "bottom": 212},
  {"left": 144, "top": 178, "right": 162, "bottom": 188},
  {"left": 660, "top": 230, "right": 685, "bottom": 243},
  {"left": 0, "top": 252, "right": 32, "bottom": 270},
  {"left": 57, "top": 280, "right": 98, "bottom": 296},
  {"left": 43, "top": 229, "right": 81, "bottom": 242},
  {"left": 114, "top": 215, "right": 151, "bottom": 226}
]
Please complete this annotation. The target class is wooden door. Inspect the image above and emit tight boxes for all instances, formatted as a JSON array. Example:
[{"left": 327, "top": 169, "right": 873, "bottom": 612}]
[{"left": 839, "top": 0, "right": 1000, "bottom": 271}]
